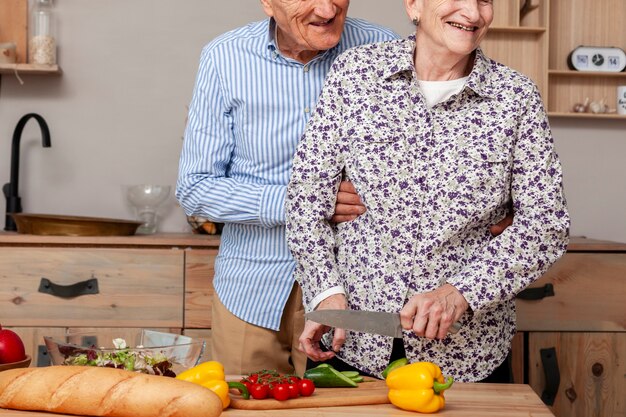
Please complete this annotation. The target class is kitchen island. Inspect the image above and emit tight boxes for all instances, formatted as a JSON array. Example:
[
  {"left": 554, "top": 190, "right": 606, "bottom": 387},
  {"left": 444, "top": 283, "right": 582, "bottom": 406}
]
[{"left": 0, "top": 382, "right": 554, "bottom": 416}]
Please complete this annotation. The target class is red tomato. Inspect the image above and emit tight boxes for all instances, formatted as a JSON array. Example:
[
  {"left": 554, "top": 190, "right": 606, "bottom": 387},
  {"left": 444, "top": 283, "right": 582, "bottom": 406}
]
[
  {"left": 286, "top": 375, "right": 300, "bottom": 384},
  {"left": 286, "top": 382, "right": 299, "bottom": 399},
  {"left": 297, "top": 378, "right": 315, "bottom": 397},
  {"left": 247, "top": 374, "right": 259, "bottom": 384},
  {"left": 0, "top": 325, "right": 26, "bottom": 364},
  {"left": 250, "top": 383, "right": 269, "bottom": 400},
  {"left": 240, "top": 380, "right": 253, "bottom": 393},
  {"left": 270, "top": 383, "right": 290, "bottom": 401}
]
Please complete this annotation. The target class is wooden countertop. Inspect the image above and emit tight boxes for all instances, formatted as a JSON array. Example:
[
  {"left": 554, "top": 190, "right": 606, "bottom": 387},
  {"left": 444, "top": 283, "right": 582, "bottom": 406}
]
[
  {"left": 0, "top": 232, "right": 624, "bottom": 251},
  {"left": 0, "top": 383, "right": 554, "bottom": 416},
  {"left": 0, "top": 232, "right": 220, "bottom": 248}
]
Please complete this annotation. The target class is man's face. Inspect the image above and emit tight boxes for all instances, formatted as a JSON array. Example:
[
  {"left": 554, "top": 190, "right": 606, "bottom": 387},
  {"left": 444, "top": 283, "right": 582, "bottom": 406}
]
[{"left": 261, "top": 0, "right": 350, "bottom": 61}]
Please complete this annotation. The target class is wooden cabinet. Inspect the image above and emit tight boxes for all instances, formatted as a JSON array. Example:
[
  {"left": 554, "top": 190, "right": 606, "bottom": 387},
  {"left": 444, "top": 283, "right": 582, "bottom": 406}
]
[
  {"left": 0, "top": 233, "right": 219, "bottom": 367},
  {"left": 482, "top": 0, "right": 626, "bottom": 120},
  {"left": 0, "top": 0, "right": 61, "bottom": 75},
  {"left": 514, "top": 237, "right": 626, "bottom": 417}
]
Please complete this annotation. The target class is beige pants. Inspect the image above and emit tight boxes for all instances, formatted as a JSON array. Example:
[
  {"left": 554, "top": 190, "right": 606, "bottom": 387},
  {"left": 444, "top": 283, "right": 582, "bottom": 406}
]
[{"left": 211, "top": 282, "right": 307, "bottom": 376}]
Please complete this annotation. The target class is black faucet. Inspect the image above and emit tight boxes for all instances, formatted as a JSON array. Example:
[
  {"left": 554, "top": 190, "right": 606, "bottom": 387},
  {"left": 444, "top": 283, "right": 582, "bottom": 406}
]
[{"left": 3, "top": 113, "right": 52, "bottom": 231}]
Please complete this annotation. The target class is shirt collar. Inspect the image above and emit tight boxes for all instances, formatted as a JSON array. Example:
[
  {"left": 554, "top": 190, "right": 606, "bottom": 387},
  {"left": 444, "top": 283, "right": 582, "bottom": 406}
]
[
  {"left": 267, "top": 18, "right": 279, "bottom": 52},
  {"left": 381, "top": 35, "right": 495, "bottom": 99}
]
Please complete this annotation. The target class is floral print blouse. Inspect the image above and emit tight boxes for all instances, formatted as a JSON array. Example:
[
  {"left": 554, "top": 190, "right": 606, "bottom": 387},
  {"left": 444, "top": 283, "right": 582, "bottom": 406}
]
[{"left": 286, "top": 36, "right": 569, "bottom": 382}]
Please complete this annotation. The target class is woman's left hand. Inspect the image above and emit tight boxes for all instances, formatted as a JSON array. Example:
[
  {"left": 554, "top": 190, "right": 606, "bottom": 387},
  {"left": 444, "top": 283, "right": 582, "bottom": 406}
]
[
  {"left": 399, "top": 284, "right": 469, "bottom": 340},
  {"left": 299, "top": 294, "right": 347, "bottom": 361}
]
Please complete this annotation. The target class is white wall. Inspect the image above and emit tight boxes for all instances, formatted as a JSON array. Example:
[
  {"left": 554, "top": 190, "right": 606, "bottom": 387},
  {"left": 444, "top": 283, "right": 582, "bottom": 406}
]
[{"left": 1, "top": 1, "right": 624, "bottom": 242}]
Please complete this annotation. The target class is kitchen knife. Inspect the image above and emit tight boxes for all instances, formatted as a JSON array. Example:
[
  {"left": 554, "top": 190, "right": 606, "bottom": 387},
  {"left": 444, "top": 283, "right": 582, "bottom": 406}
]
[{"left": 305, "top": 309, "right": 461, "bottom": 338}]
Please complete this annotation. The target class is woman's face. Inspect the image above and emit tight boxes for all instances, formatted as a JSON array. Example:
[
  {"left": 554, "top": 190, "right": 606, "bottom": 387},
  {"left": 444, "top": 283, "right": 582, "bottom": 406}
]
[{"left": 407, "top": 0, "right": 494, "bottom": 57}]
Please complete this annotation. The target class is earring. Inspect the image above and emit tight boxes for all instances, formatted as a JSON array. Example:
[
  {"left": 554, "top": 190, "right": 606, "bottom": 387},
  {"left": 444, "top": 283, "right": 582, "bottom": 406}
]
[{"left": 412, "top": 17, "right": 420, "bottom": 26}]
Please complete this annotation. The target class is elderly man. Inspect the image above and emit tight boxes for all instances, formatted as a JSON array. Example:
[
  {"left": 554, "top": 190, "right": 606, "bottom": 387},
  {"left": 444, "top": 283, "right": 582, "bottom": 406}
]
[{"left": 176, "top": 0, "right": 398, "bottom": 376}]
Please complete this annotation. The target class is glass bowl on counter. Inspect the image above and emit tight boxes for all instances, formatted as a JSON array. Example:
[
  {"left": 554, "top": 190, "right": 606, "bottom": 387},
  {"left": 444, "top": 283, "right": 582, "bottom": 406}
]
[{"left": 44, "top": 329, "right": 204, "bottom": 377}]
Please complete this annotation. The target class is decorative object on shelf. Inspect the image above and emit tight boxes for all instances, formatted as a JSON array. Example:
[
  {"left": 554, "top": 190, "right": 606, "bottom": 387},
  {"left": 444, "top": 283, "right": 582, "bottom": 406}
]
[
  {"left": 567, "top": 46, "right": 626, "bottom": 73},
  {"left": 588, "top": 99, "right": 609, "bottom": 114},
  {"left": 125, "top": 184, "right": 171, "bottom": 234},
  {"left": 0, "top": 42, "right": 17, "bottom": 64},
  {"left": 572, "top": 98, "right": 590, "bottom": 113},
  {"left": 519, "top": 0, "right": 540, "bottom": 19},
  {"left": 618, "top": 86, "right": 626, "bottom": 115},
  {"left": 28, "top": 0, "right": 56, "bottom": 65}
]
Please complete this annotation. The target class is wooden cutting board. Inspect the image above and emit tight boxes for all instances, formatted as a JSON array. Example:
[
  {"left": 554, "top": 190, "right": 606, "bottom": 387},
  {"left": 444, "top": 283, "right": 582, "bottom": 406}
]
[{"left": 229, "top": 379, "right": 389, "bottom": 410}]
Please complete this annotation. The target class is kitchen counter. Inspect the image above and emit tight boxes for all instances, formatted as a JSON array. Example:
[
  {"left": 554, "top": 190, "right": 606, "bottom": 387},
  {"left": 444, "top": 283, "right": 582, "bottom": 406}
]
[
  {"left": 0, "top": 233, "right": 621, "bottom": 251},
  {"left": 0, "top": 232, "right": 221, "bottom": 248},
  {"left": 0, "top": 383, "right": 554, "bottom": 416}
]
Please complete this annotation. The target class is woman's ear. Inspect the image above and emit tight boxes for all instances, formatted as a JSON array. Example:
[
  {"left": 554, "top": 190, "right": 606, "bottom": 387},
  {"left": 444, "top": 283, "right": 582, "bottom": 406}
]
[
  {"left": 404, "top": 0, "right": 422, "bottom": 22},
  {"left": 260, "top": 0, "right": 274, "bottom": 17}
]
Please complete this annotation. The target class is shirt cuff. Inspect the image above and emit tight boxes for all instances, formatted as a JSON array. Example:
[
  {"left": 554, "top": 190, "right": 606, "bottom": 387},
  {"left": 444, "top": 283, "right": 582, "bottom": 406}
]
[
  {"left": 310, "top": 286, "right": 346, "bottom": 311},
  {"left": 259, "top": 184, "right": 286, "bottom": 227}
]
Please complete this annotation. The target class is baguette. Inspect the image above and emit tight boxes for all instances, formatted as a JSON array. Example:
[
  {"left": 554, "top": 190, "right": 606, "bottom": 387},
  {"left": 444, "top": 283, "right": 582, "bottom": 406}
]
[{"left": 0, "top": 366, "right": 222, "bottom": 417}]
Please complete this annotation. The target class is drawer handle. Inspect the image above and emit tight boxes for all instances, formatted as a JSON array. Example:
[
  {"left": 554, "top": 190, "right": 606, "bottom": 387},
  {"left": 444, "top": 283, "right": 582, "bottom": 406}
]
[
  {"left": 38, "top": 277, "right": 99, "bottom": 298},
  {"left": 516, "top": 283, "right": 554, "bottom": 300},
  {"left": 540, "top": 347, "right": 560, "bottom": 406}
]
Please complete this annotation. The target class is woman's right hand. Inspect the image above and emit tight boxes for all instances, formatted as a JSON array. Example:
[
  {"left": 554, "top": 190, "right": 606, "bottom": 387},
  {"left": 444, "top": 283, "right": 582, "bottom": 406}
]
[{"left": 298, "top": 294, "right": 347, "bottom": 361}]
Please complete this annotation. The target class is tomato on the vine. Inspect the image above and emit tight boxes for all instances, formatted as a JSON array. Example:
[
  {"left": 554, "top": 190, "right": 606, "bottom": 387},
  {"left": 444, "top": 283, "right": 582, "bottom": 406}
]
[
  {"left": 297, "top": 378, "right": 315, "bottom": 397},
  {"left": 286, "top": 375, "right": 300, "bottom": 384},
  {"left": 270, "top": 383, "right": 290, "bottom": 401},
  {"left": 286, "top": 381, "right": 299, "bottom": 399},
  {"left": 240, "top": 380, "right": 252, "bottom": 392},
  {"left": 249, "top": 383, "right": 270, "bottom": 400}
]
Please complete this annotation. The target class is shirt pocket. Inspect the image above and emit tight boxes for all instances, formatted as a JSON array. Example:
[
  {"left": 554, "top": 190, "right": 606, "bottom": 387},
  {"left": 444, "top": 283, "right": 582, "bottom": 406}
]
[
  {"left": 344, "top": 123, "right": 407, "bottom": 184},
  {"left": 455, "top": 135, "right": 511, "bottom": 207}
]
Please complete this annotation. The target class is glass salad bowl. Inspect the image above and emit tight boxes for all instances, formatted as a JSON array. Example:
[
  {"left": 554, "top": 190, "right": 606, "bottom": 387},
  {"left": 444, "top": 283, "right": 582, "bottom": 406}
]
[{"left": 44, "top": 329, "right": 204, "bottom": 377}]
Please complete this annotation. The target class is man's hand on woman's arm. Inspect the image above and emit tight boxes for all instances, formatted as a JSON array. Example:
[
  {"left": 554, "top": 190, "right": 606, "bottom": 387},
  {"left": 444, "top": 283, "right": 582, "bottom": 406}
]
[{"left": 332, "top": 181, "right": 366, "bottom": 223}]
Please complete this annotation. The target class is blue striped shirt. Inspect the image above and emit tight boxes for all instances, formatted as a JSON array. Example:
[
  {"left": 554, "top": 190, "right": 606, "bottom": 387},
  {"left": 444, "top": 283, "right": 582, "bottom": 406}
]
[{"left": 176, "top": 17, "right": 398, "bottom": 330}]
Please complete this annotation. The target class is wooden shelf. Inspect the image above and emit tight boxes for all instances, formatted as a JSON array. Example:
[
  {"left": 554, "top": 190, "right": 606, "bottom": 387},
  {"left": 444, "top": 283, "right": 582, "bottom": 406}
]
[
  {"left": 548, "top": 112, "right": 626, "bottom": 120},
  {"left": 483, "top": 0, "right": 626, "bottom": 120},
  {"left": 549, "top": 69, "right": 626, "bottom": 78},
  {"left": 489, "top": 26, "right": 546, "bottom": 34},
  {"left": 0, "top": 63, "right": 61, "bottom": 75}
]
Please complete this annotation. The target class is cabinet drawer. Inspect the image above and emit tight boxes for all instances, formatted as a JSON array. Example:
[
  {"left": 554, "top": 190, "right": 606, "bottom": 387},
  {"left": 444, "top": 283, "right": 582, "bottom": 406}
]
[
  {"left": 528, "top": 332, "right": 625, "bottom": 417},
  {"left": 516, "top": 252, "right": 626, "bottom": 331},
  {"left": 0, "top": 248, "right": 184, "bottom": 327},
  {"left": 184, "top": 249, "right": 217, "bottom": 328}
]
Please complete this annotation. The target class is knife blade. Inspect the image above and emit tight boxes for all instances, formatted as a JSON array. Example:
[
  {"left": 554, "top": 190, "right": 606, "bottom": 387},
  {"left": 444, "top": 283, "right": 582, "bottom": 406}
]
[{"left": 305, "top": 309, "right": 461, "bottom": 338}]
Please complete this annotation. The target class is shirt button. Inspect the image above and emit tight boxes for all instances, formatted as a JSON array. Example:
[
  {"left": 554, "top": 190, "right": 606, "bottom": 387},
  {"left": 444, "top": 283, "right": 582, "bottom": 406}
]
[
  {"left": 303, "top": 66, "right": 309, "bottom": 73},
  {"left": 304, "top": 107, "right": 310, "bottom": 113}
]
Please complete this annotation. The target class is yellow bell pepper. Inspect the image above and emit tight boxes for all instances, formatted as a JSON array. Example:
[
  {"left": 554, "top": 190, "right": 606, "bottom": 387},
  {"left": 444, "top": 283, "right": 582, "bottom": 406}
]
[
  {"left": 176, "top": 360, "right": 249, "bottom": 409},
  {"left": 176, "top": 360, "right": 225, "bottom": 383},
  {"left": 385, "top": 362, "right": 454, "bottom": 414}
]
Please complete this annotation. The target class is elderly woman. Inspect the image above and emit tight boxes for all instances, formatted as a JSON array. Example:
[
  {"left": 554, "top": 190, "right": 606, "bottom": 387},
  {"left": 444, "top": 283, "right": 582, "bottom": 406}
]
[{"left": 285, "top": 0, "right": 569, "bottom": 382}]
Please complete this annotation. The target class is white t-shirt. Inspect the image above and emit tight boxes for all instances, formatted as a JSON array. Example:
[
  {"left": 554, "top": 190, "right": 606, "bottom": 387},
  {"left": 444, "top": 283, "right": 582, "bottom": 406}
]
[{"left": 418, "top": 76, "right": 469, "bottom": 108}]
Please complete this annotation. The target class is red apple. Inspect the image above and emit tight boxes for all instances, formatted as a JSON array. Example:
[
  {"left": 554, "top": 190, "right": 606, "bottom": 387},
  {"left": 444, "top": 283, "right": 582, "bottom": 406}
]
[{"left": 0, "top": 324, "right": 26, "bottom": 364}]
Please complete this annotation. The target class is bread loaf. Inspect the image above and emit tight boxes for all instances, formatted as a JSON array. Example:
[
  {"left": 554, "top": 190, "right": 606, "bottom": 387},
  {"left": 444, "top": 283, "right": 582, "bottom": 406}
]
[{"left": 0, "top": 366, "right": 222, "bottom": 417}]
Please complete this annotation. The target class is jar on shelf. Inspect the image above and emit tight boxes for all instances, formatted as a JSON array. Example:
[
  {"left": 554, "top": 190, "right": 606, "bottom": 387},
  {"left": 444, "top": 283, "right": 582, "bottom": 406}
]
[{"left": 28, "top": 0, "right": 57, "bottom": 65}]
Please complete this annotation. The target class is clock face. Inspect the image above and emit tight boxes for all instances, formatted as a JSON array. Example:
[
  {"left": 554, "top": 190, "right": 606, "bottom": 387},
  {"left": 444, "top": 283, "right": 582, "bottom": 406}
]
[
  {"left": 592, "top": 53, "right": 604, "bottom": 66},
  {"left": 569, "top": 47, "right": 626, "bottom": 72}
]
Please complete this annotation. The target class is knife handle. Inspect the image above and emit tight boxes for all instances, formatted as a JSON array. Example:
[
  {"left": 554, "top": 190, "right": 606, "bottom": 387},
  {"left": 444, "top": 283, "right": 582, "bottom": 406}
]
[{"left": 449, "top": 321, "right": 462, "bottom": 334}]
